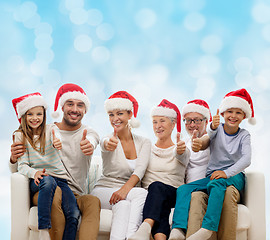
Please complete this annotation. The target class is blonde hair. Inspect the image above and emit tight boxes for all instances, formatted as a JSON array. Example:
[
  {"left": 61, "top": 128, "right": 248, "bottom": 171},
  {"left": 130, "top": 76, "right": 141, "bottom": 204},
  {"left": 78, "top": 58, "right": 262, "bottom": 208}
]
[{"left": 14, "top": 107, "right": 46, "bottom": 155}]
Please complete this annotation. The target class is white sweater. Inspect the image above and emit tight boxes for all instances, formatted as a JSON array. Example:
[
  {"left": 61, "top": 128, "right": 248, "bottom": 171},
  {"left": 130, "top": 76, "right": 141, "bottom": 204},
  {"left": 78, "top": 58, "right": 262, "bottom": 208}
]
[
  {"left": 94, "top": 133, "right": 151, "bottom": 188},
  {"left": 142, "top": 145, "right": 190, "bottom": 189}
]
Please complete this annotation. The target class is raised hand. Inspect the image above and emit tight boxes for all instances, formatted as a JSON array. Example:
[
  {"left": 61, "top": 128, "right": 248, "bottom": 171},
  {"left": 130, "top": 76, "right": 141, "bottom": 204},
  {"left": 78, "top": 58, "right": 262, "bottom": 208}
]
[
  {"left": 176, "top": 132, "right": 186, "bottom": 155},
  {"left": 10, "top": 140, "right": 26, "bottom": 163},
  {"left": 80, "top": 129, "right": 94, "bottom": 156},
  {"left": 52, "top": 129, "right": 62, "bottom": 150},
  {"left": 191, "top": 130, "right": 202, "bottom": 152},
  {"left": 211, "top": 109, "right": 220, "bottom": 130},
  {"left": 105, "top": 128, "right": 119, "bottom": 152},
  {"left": 34, "top": 168, "right": 48, "bottom": 186}
]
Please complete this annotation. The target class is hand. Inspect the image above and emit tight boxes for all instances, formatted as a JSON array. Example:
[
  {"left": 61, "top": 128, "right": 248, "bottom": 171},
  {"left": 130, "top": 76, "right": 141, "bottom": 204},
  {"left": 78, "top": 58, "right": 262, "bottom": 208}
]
[
  {"left": 10, "top": 141, "right": 26, "bottom": 163},
  {"left": 176, "top": 132, "right": 186, "bottom": 155},
  {"left": 109, "top": 188, "right": 128, "bottom": 205},
  {"left": 80, "top": 129, "right": 94, "bottom": 156},
  {"left": 191, "top": 130, "right": 202, "bottom": 152},
  {"left": 105, "top": 128, "right": 119, "bottom": 152},
  {"left": 34, "top": 168, "right": 48, "bottom": 186},
  {"left": 210, "top": 170, "right": 227, "bottom": 180},
  {"left": 52, "top": 129, "right": 62, "bottom": 150},
  {"left": 211, "top": 109, "right": 220, "bottom": 130}
]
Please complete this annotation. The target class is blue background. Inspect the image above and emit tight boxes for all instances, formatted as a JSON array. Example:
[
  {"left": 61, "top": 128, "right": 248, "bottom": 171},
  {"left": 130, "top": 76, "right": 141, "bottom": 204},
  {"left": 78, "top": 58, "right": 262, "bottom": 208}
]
[{"left": 0, "top": 0, "right": 269, "bottom": 239}]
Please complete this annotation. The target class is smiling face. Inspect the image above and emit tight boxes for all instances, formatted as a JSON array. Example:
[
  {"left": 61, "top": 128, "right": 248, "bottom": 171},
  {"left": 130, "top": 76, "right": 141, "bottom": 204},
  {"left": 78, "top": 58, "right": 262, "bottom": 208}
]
[
  {"left": 26, "top": 106, "right": 44, "bottom": 133},
  {"left": 222, "top": 108, "right": 245, "bottom": 132},
  {"left": 183, "top": 112, "right": 208, "bottom": 138},
  {"left": 62, "top": 99, "right": 86, "bottom": 128},
  {"left": 108, "top": 109, "right": 132, "bottom": 132},
  {"left": 152, "top": 116, "right": 175, "bottom": 141}
]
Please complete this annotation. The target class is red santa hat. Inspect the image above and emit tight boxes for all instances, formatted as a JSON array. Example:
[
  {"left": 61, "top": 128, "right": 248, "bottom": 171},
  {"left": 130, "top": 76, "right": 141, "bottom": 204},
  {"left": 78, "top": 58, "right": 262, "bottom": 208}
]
[
  {"left": 12, "top": 92, "right": 47, "bottom": 123},
  {"left": 151, "top": 99, "right": 181, "bottom": 133},
  {"left": 182, "top": 99, "right": 212, "bottom": 122},
  {"left": 104, "top": 91, "right": 140, "bottom": 128},
  {"left": 52, "top": 83, "right": 90, "bottom": 118},
  {"left": 219, "top": 88, "right": 256, "bottom": 125}
]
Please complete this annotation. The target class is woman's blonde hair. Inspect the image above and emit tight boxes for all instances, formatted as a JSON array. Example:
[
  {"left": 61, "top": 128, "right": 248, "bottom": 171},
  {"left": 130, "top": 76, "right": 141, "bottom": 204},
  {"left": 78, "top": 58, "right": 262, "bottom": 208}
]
[{"left": 14, "top": 107, "right": 46, "bottom": 155}]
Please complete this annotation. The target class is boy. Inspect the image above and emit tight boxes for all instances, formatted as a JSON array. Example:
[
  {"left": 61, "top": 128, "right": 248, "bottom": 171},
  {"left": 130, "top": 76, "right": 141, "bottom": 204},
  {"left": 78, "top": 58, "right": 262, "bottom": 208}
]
[{"left": 169, "top": 88, "right": 255, "bottom": 240}]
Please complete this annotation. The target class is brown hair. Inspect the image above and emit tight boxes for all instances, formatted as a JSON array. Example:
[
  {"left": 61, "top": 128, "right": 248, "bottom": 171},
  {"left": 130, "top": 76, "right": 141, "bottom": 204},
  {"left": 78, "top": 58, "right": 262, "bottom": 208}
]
[{"left": 14, "top": 107, "right": 46, "bottom": 155}]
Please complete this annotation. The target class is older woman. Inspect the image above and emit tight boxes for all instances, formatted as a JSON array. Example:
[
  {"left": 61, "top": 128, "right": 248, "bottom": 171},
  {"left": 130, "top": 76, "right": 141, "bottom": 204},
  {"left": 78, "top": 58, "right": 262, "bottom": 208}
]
[
  {"left": 91, "top": 91, "right": 151, "bottom": 240},
  {"left": 128, "top": 99, "right": 190, "bottom": 240}
]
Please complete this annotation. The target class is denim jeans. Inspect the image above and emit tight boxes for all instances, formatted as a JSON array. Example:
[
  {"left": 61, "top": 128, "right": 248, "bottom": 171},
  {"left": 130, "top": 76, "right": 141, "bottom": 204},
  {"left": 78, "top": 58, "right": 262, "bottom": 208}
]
[
  {"left": 172, "top": 172, "right": 245, "bottom": 232},
  {"left": 30, "top": 175, "right": 80, "bottom": 240}
]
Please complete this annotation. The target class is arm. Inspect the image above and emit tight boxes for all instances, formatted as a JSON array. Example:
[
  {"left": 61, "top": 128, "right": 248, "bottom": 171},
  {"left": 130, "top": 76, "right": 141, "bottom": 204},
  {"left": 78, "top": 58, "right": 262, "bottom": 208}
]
[
  {"left": 80, "top": 128, "right": 100, "bottom": 155},
  {"left": 175, "top": 147, "right": 190, "bottom": 167}
]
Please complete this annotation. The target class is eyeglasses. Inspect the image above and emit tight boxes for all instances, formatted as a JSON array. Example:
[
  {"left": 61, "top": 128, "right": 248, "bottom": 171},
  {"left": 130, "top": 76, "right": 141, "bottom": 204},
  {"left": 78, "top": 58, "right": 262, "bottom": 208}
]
[{"left": 183, "top": 118, "right": 206, "bottom": 125}]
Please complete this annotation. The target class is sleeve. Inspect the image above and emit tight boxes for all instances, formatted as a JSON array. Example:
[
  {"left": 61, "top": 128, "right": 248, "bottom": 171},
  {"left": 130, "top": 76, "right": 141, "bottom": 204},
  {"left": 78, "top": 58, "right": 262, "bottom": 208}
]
[
  {"left": 174, "top": 147, "right": 190, "bottom": 167},
  {"left": 207, "top": 123, "right": 221, "bottom": 140},
  {"left": 14, "top": 132, "right": 38, "bottom": 179},
  {"left": 85, "top": 127, "right": 100, "bottom": 149},
  {"left": 223, "top": 132, "right": 251, "bottom": 178},
  {"left": 133, "top": 137, "right": 151, "bottom": 180},
  {"left": 9, "top": 161, "right": 18, "bottom": 173}
]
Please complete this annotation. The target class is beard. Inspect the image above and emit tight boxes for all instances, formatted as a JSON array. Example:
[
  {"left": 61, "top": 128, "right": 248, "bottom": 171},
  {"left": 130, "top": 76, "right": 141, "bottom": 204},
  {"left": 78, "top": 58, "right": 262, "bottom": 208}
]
[{"left": 63, "top": 113, "right": 82, "bottom": 127}]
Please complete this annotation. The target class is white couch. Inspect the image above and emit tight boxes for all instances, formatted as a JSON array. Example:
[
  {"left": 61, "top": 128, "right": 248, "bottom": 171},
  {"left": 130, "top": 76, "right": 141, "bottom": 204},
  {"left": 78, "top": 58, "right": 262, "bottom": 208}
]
[{"left": 10, "top": 156, "right": 266, "bottom": 240}]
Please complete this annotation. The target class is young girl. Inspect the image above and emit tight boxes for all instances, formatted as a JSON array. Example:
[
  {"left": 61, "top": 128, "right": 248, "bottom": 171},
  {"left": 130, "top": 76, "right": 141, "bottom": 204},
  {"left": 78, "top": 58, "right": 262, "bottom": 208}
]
[
  {"left": 91, "top": 91, "right": 151, "bottom": 240},
  {"left": 169, "top": 88, "right": 254, "bottom": 240},
  {"left": 12, "top": 92, "right": 80, "bottom": 240}
]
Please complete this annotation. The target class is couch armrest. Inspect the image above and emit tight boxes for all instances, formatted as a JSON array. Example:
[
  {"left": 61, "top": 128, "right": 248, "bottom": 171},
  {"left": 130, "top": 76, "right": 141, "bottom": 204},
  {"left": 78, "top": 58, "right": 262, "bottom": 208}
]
[
  {"left": 244, "top": 171, "right": 266, "bottom": 240},
  {"left": 10, "top": 172, "right": 30, "bottom": 240}
]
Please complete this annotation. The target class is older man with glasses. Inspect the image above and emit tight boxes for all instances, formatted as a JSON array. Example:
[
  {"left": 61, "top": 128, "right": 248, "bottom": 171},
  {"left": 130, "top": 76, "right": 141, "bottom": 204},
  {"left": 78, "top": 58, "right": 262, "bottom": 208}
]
[{"left": 175, "top": 99, "right": 241, "bottom": 240}]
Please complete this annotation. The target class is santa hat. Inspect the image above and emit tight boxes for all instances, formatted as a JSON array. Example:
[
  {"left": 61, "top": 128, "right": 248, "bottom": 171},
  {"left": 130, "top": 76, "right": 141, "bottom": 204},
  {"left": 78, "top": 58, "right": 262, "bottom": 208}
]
[
  {"left": 151, "top": 99, "right": 181, "bottom": 133},
  {"left": 182, "top": 99, "right": 212, "bottom": 122},
  {"left": 52, "top": 83, "right": 90, "bottom": 118},
  {"left": 104, "top": 91, "right": 140, "bottom": 128},
  {"left": 219, "top": 88, "right": 256, "bottom": 125},
  {"left": 12, "top": 92, "right": 47, "bottom": 123}
]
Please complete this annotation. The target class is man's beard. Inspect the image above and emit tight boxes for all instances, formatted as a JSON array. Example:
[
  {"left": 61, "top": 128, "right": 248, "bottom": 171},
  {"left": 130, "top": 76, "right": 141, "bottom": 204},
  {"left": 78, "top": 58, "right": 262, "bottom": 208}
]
[{"left": 63, "top": 115, "right": 81, "bottom": 127}]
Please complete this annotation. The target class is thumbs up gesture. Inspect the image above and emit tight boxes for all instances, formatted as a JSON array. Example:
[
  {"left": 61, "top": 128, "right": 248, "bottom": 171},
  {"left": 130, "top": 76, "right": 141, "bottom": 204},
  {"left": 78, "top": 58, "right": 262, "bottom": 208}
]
[
  {"left": 211, "top": 109, "right": 220, "bottom": 130},
  {"left": 105, "top": 128, "right": 119, "bottom": 152},
  {"left": 52, "top": 129, "right": 62, "bottom": 150},
  {"left": 80, "top": 129, "right": 94, "bottom": 156},
  {"left": 191, "top": 130, "right": 202, "bottom": 152},
  {"left": 176, "top": 132, "right": 186, "bottom": 155}
]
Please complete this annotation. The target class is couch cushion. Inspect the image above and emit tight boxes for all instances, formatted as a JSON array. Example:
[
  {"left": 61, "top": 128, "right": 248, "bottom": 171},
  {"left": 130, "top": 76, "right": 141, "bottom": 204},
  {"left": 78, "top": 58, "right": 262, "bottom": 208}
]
[
  {"left": 28, "top": 207, "right": 38, "bottom": 231},
  {"left": 237, "top": 204, "right": 251, "bottom": 230}
]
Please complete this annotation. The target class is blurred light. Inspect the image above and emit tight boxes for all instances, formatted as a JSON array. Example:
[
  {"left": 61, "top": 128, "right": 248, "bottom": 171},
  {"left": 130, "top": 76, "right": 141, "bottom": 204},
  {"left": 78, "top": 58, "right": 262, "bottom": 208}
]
[
  {"left": 201, "top": 35, "right": 223, "bottom": 54},
  {"left": 184, "top": 12, "right": 205, "bottom": 32},
  {"left": 256, "top": 93, "right": 270, "bottom": 110},
  {"left": 198, "top": 55, "right": 220, "bottom": 74},
  {"left": 36, "top": 49, "right": 54, "bottom": 63},
  {"left": 23, "top": 13, "right": 41, "bottom": 29},
  {"left": 69, "top": 8, "right": 88, "bottom": 25},
  {"left": 234, "top": 57, "right": 253, "bottom": 72},
  {"left": 35, "top": 23, "right": 53, "bottom": 36},
  {"left": 134, "top": 8, "right": 157, "bottom": 29},
  {"left": 13, "top": 1, "right": 37, "bottom": 22},
  {"left": 195, "top": 77, "right": 215, "bottom": 101},
  {"left": 147, "top": 64, "right": 169, "bottom": 85},
  {"left": 92, "top": 46, "right": 110, "bottom": 63},
  {"left": 34, "top": 34, "right": 53, "bottom": 50},
  {"left": 96, "top": 23, "right": 114, "bottom": 41},
  {"left": 179, "top": 0, "right": 205, "bottom": 12},
  {"left": 0, "top": 97, "right": 7, "bottom": 116},
  {"left": 30, "top": 59, "right": 48, "bottom": 76},
  {"left": 74, "top": 34, "right": 92, "bottom": 52},
  {"left": 87, "top": 9, "right": 103, "bottom": 26},
  {"left": 7, "top": 55, "right": 25, "bottom": 73},
  {"left": 262, "top": 24, "right": 270, "bottom": 42},
  {"left": 65, "top": 0, "right": 84, "bottom": 11},
  {"left": 251, "top": 3, "right": 270, "bottom": 24},
  {"left": 43, "top": 69, "right": 61, "bottom": 86},
  {"left": 235, "top": 71, "right": 253, "bottom": 88}
]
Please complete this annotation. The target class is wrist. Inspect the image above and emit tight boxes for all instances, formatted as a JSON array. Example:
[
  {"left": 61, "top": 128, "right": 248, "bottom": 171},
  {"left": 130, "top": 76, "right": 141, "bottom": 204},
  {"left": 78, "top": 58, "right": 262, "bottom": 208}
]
[{"left": 10, "top": 156, "right": 17, "bottom": 164}]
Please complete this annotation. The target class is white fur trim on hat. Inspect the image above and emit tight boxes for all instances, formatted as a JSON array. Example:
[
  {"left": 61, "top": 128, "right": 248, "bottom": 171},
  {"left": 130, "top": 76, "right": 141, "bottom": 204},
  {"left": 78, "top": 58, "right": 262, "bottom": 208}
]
[
  {"left": 104, "top": 98, "right": 133, "bottom": 112},
  {"left": 182, "top": 103, "right": 210, "bottom": 121},
  {"left": 219, "top": 96, "right": 252, "bottom": 119},
  {"left": 59, "top": 91, "right": 90, "bottom": 111},
  {"left": 128, "top": 117, "right": 140, "bottom": 128},
  {"left": 151, "top": 106, "right": 177, "bottom": 119},
  {"left": 16, "top": 95, "right": 47, "bottom": 119}
]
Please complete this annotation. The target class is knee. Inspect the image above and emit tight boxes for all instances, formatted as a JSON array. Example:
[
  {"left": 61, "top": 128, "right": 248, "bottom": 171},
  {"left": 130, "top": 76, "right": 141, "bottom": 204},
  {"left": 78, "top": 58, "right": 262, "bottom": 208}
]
[
  {"left": 207, "top": 178, "right": 226, "bottom": 191},
  {"left": 77, "top": 194, "right": 101, "bottom": 213},
  {"left": 148, "top": 181, "right": 164, "bottom": 192},
  {"left": 191, "top": 191, "right": 208, "bottom": 205},
  {"left": 223, "top": 186, "right": 240, "bottom": 207},
  {"left": 112, "top": 200, "right": 130, "bottom": 212},
  {"left": 39, "top": 176, "right": 57, "bottom": 190},
  {"left": 176, "top": 184, "right": 188, "bottom": 196}
]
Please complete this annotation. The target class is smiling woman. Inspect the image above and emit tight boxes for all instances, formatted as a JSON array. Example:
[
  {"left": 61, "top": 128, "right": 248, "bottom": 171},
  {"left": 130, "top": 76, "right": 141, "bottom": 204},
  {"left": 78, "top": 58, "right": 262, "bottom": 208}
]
[{"left": 91, "top": 90, "right": 151, "bottom": 239}]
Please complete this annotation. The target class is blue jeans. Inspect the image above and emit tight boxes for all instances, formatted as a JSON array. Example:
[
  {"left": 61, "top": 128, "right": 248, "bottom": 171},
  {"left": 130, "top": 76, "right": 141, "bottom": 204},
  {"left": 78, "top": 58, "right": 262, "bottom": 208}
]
[
  {"left": 172, "top": 173, "right": 245, "bottom": 232},
  {"left": 30, "top": 176, "right": 80, "bottom": 240}
]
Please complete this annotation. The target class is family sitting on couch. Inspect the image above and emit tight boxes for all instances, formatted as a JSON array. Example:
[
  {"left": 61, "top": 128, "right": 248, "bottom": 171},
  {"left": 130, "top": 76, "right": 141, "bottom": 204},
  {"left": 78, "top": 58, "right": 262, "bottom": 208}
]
[{"left": 9, "top": 83, "right": 255, "bottom": 240}]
